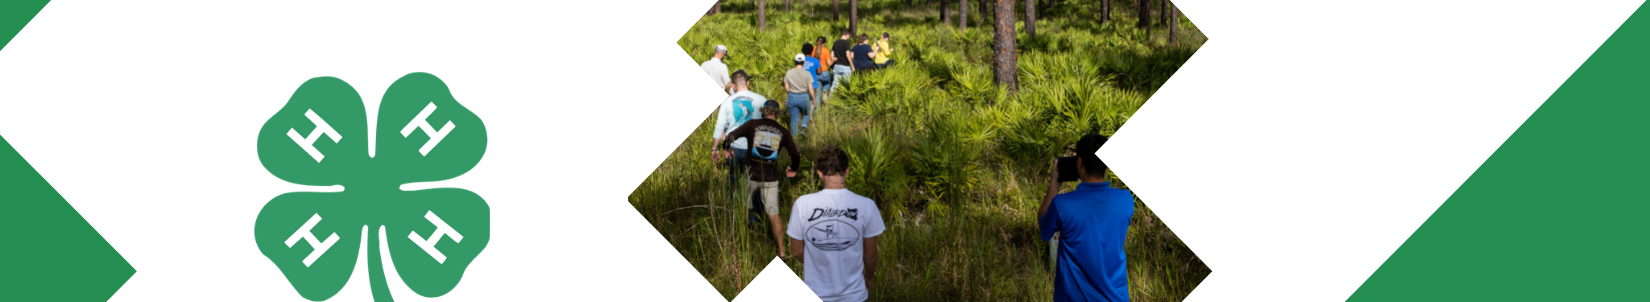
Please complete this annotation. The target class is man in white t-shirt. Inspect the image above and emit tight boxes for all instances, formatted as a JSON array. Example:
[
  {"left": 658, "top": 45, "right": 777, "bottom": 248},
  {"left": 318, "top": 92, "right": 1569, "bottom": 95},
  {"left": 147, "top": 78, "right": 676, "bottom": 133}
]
[
  {"left": 787, "top": 145, "right": 884, "bottom": 302},
  {"left": 714, "top": 70, "right": 767, "bottom": 219},
  {"left": 701, "top": 44, "right": 733, "bottom": 95}
]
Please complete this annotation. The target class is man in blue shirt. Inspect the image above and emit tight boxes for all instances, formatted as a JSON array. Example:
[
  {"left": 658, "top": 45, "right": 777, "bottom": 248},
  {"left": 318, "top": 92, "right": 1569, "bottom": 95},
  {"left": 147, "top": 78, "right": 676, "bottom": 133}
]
[
  {"left": 1040, "top": 134, "right": 1134, "bottom": 302},
  {"left": 801, "top": 43, "right": 823, "bottom": 94}
]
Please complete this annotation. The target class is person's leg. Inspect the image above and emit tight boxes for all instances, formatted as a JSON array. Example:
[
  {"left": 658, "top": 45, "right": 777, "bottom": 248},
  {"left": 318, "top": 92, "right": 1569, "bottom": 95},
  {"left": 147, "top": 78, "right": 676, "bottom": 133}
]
[
  {"left": 787, "top": 93, "right": 809, "bottom": 136},
  {"left": 760, "top": 181, "right": 785, "bottom": 257},
  {"left": 832, "top": 65, "right": 852, "bottom": 93},
  {"left": 788, "top": 102, "right": 802, "bottom": 136},
  {"left": 747, "top": 179, "right": 764, "bottom": 224},
  {"left": 796, "top": 96, "right": 812, "bottom": 133},
  {"left": 730, "top": 148, "right": 750, "bottom": 220}
]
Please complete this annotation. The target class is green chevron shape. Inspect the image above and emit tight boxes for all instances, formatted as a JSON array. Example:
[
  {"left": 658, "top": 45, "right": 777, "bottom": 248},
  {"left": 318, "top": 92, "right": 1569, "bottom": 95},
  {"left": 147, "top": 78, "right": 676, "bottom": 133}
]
[
  {"left": 1, "top": 1, "right": 137, "bottom": 301},
  {"left": 0, "top": 134, "right": 137, "bottom": 300},
  {"left": 1348, "top": 4, "right": 1650, "bottom": 301}
]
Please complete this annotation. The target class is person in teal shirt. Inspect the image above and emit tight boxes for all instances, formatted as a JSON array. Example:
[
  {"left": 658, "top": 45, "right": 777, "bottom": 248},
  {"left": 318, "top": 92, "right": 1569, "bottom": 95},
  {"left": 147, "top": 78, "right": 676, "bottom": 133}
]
[{"left": 1040, "top": 134, "right": 1134, "bottom": 302}]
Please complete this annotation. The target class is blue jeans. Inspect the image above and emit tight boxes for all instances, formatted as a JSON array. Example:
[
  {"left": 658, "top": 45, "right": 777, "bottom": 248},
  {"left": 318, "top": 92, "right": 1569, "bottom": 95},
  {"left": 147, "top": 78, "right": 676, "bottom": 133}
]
[
  {"left": 725, "top": 147, "right": 747, "bottom": 185},
  {"left": 830, "top": 65, "right": 853, "bottom": 93},
  {"left": 787, "top": 93, "right": 811, "bottom": 136}
]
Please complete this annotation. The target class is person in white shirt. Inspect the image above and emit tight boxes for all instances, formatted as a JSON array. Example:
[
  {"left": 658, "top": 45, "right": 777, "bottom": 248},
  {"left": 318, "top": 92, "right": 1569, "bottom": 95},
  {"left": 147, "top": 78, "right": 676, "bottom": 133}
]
[
  {"left": 701, "top": 44, "right": 733, "bottom": 95},
  {"left": 787, "top": 146, "right": 884, "bottom": 302},
  {"left": 713, "top": 70, "right": 766, "bottom": 210}
]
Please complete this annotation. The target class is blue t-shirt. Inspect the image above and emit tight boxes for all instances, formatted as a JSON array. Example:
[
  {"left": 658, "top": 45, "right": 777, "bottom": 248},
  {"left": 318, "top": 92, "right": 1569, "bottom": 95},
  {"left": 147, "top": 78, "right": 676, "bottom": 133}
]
[
  {"left": 803, "top": 56, "right": 823, "bottom": 90},
  {"left": 851, "top": 44, "right": 875, "bottom": 69},
  {"left": 1040, "top": 182, "right": 1134, "bottom": 302}
]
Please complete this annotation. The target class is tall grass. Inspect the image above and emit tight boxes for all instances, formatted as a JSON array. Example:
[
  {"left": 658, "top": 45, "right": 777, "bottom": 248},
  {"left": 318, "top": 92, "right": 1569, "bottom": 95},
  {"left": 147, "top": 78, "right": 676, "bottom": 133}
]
[{"left": 634, "top": 1, "right": 1208, "bottom": 300}]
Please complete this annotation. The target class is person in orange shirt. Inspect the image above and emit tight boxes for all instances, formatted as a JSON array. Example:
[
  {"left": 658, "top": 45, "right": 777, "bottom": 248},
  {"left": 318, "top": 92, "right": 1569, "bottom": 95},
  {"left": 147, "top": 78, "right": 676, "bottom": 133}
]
[{"left": 812, "top": 36, "right": 835, "bottom": 103}]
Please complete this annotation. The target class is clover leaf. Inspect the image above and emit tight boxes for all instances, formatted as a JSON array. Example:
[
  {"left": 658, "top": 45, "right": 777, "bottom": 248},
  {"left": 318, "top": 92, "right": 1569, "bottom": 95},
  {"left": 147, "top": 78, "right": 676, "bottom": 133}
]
[{"left": 254, "top": 73, "right": 489, "bottom": 301}]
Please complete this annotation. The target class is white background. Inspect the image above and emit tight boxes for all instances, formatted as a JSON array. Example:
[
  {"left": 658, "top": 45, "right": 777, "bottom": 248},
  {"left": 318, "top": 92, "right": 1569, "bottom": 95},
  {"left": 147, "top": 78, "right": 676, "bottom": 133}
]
[{"left": 0, "top": 0, "right": 1638, "bottom": 301}]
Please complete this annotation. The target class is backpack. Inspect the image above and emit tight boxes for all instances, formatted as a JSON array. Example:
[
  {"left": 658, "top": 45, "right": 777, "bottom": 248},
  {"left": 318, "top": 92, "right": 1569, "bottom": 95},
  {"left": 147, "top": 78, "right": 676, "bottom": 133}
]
[{"left": 749, "top": 125, "right": 783, "bottom": 163}]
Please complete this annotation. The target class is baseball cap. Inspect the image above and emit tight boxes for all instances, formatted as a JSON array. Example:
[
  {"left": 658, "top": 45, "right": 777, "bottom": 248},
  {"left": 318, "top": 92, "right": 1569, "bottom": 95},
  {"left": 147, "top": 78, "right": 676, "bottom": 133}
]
[
  {"left": 794, "top": 54, "right": 807, "bottom": 63},
  {"left": 715, "top": 45, "right": 727, "bottom": 53},
  {"left": 763, "top": 100, "right": 781, "bottom": 108}
]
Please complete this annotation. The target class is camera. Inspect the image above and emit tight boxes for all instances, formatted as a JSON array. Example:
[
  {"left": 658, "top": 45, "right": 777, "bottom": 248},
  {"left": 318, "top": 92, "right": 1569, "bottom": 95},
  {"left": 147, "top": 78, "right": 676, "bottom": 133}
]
[{"left": 1056, "top": 156, "right": 1080, "bottom": 182}]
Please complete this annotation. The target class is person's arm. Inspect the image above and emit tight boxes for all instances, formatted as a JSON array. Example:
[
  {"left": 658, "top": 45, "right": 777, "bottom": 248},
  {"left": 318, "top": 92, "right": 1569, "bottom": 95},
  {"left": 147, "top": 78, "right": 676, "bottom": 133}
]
[
  {"left": 808, "top": 85, "right": 816, "bottom": 107},
  {"left": 791, "top": 239, "right": 805, "bottom": 264},
  {"left": 709, "top": 106, "right": 729, "bottom": 151},
  {"left": 782, "top": 129, "right": 801, "bottom": 177},
  {"left": 722, "top": 122, "right": 752, "bottom": 151},
  {"left": 862, "top": 236, "right": 878, "bottom": 292},
  {"left": 783, "top": 80, "right": 793, "bottom": 94},
  {"left": 1039, "top": 158, "right": 1061, "bottom": 218}
]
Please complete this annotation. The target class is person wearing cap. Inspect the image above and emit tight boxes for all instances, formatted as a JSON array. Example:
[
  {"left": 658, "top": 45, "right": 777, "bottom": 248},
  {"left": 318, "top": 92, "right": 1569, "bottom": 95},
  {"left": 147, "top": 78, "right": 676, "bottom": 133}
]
[
  {"left": 1038, "top": 134, "right": 1134, "bottom": 302},
  {"left": 830, "top": 30, "right": 855, "bottom": 92},
  {"left": 873, "top": 32, "right": 896, "bottom": 69},
  {"left": 702, "top": 45, "right": 734, "bottom": 95},
  {"left": 714, "top": 69, "right": 767, "bottom": 189},
  {"left": 719, "top": 100, "right": 801, "bottom": 259},
  {"left": 784, "top": 53, "right": 818, "bottom": 136}
]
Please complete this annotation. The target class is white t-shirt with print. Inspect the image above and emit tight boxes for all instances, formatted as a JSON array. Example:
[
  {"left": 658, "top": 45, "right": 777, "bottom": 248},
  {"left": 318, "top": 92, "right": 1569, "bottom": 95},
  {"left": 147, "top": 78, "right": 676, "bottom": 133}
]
[
  {"left": 786, "top": 188, "right": 885, "bottom": 302},
  {"left": 714, "top": 90, "right": 765, "bottom": 150}
]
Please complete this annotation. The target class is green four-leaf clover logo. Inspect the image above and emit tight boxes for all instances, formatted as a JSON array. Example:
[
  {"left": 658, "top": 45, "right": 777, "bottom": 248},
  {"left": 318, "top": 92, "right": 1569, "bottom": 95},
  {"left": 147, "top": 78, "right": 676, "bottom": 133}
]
[{"left": 255, "top": 72, "right": 489, "bottom": 301}]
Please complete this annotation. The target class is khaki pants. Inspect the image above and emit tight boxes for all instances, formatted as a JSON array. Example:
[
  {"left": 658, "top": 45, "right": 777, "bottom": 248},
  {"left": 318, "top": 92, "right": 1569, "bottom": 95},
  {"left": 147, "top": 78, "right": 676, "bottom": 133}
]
[{"left": 746, "top": 180, "right": 779, "bottom": 215}]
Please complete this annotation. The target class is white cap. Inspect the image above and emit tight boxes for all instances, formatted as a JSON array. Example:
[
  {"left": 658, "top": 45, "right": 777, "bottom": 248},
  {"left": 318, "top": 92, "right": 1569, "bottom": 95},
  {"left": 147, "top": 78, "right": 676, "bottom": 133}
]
[
  {"left": 794, "top": 54, "right": 807, "bottom": 63},
  {"left": 715, "top": 45, "right": 727, "bottom": 53}
]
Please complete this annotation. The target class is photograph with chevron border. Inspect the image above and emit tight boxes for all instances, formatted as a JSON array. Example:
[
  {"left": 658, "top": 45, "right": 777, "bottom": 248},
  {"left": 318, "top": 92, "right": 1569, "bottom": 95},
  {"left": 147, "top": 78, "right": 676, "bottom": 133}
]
[{"left": 631, "top": 0, "right": 1207, "bottom": 301}]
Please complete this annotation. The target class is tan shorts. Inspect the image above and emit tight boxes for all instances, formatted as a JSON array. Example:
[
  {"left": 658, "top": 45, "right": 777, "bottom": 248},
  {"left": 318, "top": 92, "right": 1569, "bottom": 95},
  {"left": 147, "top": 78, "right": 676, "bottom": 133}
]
[{"left": 746, "top": 180, "right": 779, "bottom": 215}]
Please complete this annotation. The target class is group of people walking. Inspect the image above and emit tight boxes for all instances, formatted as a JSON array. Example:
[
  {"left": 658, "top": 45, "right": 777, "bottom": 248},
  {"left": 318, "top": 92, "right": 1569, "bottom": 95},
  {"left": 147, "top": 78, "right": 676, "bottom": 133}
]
[
  {"left": 698, "top": 28, "right": 1133, "bottom": 302},
  {"left": 698, "top": 28, "right": 897, "bottom": 302}
]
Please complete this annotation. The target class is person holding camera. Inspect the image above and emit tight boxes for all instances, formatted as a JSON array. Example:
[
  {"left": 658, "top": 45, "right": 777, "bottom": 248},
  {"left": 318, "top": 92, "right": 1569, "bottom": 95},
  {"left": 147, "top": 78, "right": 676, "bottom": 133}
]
[{"left": 1039, "top": 134, "right": 1134, "bottom": 302}]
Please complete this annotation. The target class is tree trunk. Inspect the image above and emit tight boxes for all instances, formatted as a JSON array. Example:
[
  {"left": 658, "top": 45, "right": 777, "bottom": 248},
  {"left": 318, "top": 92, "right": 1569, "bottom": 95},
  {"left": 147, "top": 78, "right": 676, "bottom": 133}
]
[
  {"left": 758, "top": 0, "right": 767, "bottom": 30},
  {"left": 959, "top": 0, "right": 968, "bottom": 30},
  {"left": 1161, "top": 0, "right": 1170, "bottom": 28},
  {"left": 1026, "top": 0, "right": 1036, "bottom": 39},
  {"left": 851, "top": 0, "right": 860, "bottom": 35},
  {"left": 834, "top": 0, "right": 841, "bottom": 21},
  {"left": 970, "top": 0, "right": 983, "bottom": 28},
  {"left": 1136, "top": 0, "right": 1148, "bottom": 29},
  {"left": 1100, "top": 0, "right": 1109, "bottom": 23},
  {"left": 993, "top": 0, "right": 1019, "bottom": 92},
  {"left": 707, "top": 0, "right": 717, "bottom": 16},
  {"left": 1169, "top": 2, "right": 1179, "bottom": 43},
  {"left": 787, "top": 0, "right": 792, "bottom": 12},
  {"left": 942, "top": 0, "right": 950, "bottom": 26}
]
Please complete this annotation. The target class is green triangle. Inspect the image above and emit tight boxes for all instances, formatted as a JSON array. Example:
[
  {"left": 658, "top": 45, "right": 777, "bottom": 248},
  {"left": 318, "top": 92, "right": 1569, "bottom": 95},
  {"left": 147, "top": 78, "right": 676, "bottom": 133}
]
[
  {"left": 1348, "top": 5, "right": 1650, "bottom": 301},
  {"left": 0, "top": 134, "right": 136, "bottom": 300},
  {"left": 0, "top": 0, "right": 48, "bottom": 52}
]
